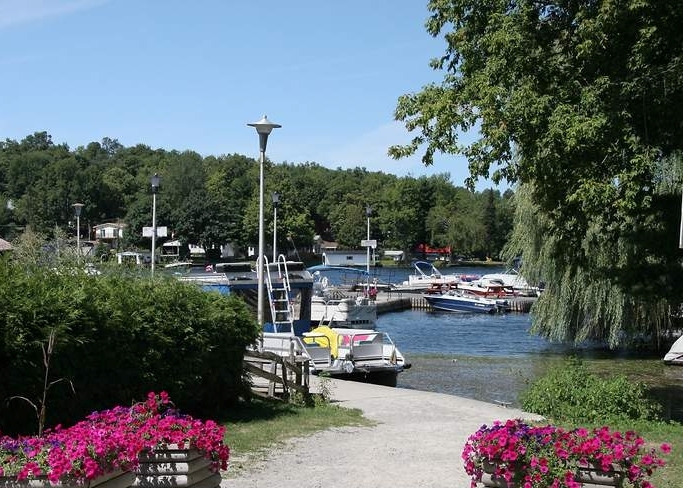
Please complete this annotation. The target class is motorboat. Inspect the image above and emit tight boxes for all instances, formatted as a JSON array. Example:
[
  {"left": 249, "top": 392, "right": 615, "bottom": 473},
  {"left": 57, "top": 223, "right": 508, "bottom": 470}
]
[
  {"left": 478, "top": 269, "right": 540, "bottom": 296},
  {"left": 310, "top": 269, "right": 377, "bottom": 329},
  {"left": 258, "top": 326, "right": 410, "bottom": 387},
  {"left": 311, "top": 294, "right": 377, "bottom": 329},
  {"left": 304, "top": 326, "right": 409, "bottom": 386},
  {"left": 423, "top": 289, "right": 508, "bottom": 314},
  {"left": 392, "top": 261, "right": 478, "bottom": 293},
  {"left": 663, "top": 335, "right": 683, "bottom": 365},
  {"left": 448, "top": 279, "right": 516, "bottom": 298}
]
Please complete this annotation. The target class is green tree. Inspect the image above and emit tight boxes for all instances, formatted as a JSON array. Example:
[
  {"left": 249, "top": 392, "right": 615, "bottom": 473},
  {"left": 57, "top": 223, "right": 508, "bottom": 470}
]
[{"left": 391, "top": 0, "right": 683, "bottom": 344}]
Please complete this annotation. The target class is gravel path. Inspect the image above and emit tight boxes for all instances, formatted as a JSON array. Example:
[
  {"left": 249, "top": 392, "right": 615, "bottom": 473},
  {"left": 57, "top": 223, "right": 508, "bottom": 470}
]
[{"left": 221, "top": 376, "right": 543, "bottom": 488}]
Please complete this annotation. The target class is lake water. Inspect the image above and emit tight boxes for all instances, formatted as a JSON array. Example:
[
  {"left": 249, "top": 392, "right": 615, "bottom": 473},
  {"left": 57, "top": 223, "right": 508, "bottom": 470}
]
[{"left": 354, "top": 265, "right": 683, "bottom": 421}]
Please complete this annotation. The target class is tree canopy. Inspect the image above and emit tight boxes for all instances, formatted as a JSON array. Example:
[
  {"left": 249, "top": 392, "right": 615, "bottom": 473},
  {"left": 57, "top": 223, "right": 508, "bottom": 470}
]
[
  {"left": 391, "top": 0, "right": 683, "bottom": 345},
  {"left": 0, "top": 132, "right": 512, "bottom": 263}
]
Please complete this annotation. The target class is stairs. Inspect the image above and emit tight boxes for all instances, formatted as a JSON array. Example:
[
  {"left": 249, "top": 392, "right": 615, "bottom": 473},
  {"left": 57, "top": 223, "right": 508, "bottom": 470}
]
[{"left": 265, "top": 255, "right": 295, "bottom": 334}]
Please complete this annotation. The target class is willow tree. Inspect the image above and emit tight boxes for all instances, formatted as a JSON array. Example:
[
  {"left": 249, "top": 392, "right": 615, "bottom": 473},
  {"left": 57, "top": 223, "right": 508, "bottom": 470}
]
[{"left": 390, "top": 1, "right": 683, "bottom": 345}]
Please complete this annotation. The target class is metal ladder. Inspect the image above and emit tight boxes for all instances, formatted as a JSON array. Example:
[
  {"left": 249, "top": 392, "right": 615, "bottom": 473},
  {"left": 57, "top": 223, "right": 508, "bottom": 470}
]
[{"left": 265, "top": 255, "right": 295, "bottom": 334}]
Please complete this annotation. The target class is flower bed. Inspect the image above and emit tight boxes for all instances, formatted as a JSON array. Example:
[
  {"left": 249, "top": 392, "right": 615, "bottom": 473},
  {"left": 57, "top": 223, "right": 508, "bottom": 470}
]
[
  {"left": 0, "top": 392, "right": 229, "bottom": 485},
  {"left": 462, "top": 419, "right": 669, "bottom": 488}
]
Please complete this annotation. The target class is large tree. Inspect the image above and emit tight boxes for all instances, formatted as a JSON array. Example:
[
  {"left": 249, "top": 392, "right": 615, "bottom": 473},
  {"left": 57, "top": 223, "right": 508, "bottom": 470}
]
[{"left": 391, "top": 0, "right": 683, "bottom": 345}]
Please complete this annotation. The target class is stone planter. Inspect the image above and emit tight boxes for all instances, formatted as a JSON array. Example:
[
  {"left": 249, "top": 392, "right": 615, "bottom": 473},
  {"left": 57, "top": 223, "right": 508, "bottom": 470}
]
[
  {"left": 0, "top": 470, "right": 135, "bottom": 488},
  {"left": 479, "top": 459, "right": 624, "bottom": 487},
  {"left": 0, "top": 446, "right": 220, "bottom": 488},
  {"left": 134, "top": 445, "right": 221, "bottom": 488}
]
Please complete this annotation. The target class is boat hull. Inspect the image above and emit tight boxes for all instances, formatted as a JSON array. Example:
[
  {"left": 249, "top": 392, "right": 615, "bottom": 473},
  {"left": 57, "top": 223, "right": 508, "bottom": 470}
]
[{"left": 424, "top": 294, "right": 498, "bottom": 314}]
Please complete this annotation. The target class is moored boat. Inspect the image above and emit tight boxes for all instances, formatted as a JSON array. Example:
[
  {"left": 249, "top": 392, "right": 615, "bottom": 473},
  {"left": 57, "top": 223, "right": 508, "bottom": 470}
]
[
  {"left": 391, "top": 261, "right": 478, "bottom": 293},
  {"left": 664, "top": 335, "right": 683, "bottom": 365},
  {"left": 423, "top": 289, "right": 508, "bottom": 314},
  {"left": 310, "top": 267, "right": 377, "bottom": 329}
]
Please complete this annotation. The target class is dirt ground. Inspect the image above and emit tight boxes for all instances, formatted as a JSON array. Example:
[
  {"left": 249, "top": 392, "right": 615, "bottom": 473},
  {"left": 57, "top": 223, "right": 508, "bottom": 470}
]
[{"left": 221, "top": 376, "right": 543, "bottom": 488}]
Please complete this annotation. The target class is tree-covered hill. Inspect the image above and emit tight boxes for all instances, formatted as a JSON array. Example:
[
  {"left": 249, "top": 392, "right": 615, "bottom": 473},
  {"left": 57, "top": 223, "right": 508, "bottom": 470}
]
[{"left": 0, "top": 131, "right": 513, "bottom": 261}]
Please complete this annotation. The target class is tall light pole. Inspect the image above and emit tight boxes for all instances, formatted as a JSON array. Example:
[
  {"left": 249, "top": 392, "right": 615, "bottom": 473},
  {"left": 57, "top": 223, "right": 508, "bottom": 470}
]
[
  {"left": 247, "top": 115, "right": 281, "bottom": 329},
  {"left": 272, "top": 192, "right": 280, "bottom": 261},
  {"left": 150, "top": 173, "right": 161, "bottom": 275},
  {"left": 366, "top": 205, "right": 372, "bottom": 290},
  {"left": 72, "top": 203, "right": 84, "bottom": 259}
]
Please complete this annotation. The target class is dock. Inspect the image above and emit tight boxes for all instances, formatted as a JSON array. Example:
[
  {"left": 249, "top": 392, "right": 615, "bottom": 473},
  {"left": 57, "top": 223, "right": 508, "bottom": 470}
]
[{"left": 362, "top": 291, "right": 536, "bottom": 314}]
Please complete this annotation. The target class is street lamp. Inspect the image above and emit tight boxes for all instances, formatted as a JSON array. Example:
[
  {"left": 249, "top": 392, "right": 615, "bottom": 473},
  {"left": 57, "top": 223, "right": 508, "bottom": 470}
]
[
  {"left": 272, "top": 192, "right": 280, "bottom": 261},
  {"left": 366, "top": 205, "right": 372, "bottom": 289},
  {"left": 247, "top": 115, "right": 281, "bottom": 329},
  {"left": 150, "top": 173, "right": 161, "bottom": 275},
  {"left": 72, "top": 203, "right": 84, "bottom": 259}
]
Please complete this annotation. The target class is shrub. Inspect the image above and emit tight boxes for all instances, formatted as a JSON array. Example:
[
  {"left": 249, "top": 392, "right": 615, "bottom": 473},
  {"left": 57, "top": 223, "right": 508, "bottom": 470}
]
[
  {"left": 0, "top": 256, "right": 260, "bottom": 435},
  {"left": 519, "top": 357, "right": 662, "bottom": 423}
]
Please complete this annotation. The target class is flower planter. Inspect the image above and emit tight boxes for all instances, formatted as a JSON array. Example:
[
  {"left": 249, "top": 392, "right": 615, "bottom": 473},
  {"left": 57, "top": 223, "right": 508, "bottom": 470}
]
[
  {"left": 0, "top": 470, "right": 135, "bottom": 488},
  {"left": 478, "top": 458, "right": 624, "bottom": 488},
  {"left": 134, "top": 445, "right": 221, "bottom": 488},
  {"left": 575, "top": 463, "right": 624, "bottom": 488}
]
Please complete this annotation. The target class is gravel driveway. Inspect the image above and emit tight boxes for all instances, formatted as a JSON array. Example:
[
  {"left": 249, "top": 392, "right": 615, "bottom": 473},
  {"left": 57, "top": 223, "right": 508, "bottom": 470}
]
[{"left": 221, "top": 376, "right": 543, "bottom": 488}]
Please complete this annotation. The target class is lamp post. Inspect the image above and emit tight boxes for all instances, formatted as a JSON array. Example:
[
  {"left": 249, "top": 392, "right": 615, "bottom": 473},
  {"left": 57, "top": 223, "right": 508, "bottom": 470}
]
[
  {"left": 366, "top": 205, "right": 372, "bottom": 290},
  {"left": 150, "top": 173, "right": 161, "bottom": 275},
  {"left": 72, "top": 203, "right": 84, "bottom": 259},
  {"left": 247, "top": 115, "right": 281, "bottom": 329},
  {"left": 272, "top": 192, "right": 280, "bottom": 261}
]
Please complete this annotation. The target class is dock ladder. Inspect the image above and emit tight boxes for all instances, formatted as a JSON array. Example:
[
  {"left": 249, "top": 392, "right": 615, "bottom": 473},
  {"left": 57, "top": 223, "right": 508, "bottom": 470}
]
[{"left": 265, "top": 255, "right": 295, "bottom": 334}]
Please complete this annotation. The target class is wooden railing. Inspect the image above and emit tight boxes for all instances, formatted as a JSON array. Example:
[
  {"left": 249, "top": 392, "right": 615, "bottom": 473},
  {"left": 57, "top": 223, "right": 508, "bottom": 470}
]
[{"left": 243, "top": 350, "right": 310, "bottom": 400}]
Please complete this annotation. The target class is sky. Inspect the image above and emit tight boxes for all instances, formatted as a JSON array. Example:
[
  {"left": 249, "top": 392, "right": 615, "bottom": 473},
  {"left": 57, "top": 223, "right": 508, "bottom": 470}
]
[{"left": 0, "top": 0, "right": 503, "bottom": 191}]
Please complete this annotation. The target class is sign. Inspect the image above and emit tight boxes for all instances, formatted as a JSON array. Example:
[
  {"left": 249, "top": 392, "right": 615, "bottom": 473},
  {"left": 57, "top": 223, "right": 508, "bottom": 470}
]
[
  {"left": 361, "top": 239, "right": 377, "bottom": 248},
  {"left": 142, "top": 226, "right": 168, "bottom": 237}
]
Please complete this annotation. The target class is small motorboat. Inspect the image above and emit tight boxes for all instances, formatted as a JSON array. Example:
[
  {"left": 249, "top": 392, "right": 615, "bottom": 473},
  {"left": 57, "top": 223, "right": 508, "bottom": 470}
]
[
  {"left": 302, "top": 326, "right": 410, "bottom": 387},
  {"left": 259, "top": 326, "right": 410, "bottom": 387},
  {"left": 391, "top": 261, "right": 477, "bottom": 293},
  {"left": 423, "top": 289, "right": 508, "bottom": 314},
  {"left": 663, "top": 335, "right": 683, "bottom": 365}
]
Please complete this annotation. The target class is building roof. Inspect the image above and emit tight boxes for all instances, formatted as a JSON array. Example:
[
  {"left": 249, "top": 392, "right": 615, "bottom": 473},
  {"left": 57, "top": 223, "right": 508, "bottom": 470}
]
[{"left": 0, "top": 238, "right": 12, "bottom": 251}]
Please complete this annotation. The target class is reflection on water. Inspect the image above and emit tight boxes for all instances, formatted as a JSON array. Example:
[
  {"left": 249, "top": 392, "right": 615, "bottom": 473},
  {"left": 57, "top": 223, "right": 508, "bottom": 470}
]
[{"left": 377, "top": 309, "right": 683, "bottom": 421}]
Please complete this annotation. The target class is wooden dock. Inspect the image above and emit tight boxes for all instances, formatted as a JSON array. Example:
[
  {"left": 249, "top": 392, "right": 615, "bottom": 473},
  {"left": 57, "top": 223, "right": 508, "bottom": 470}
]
[{"left": 372, "top": 293, "right": 536, "bottom": 314}]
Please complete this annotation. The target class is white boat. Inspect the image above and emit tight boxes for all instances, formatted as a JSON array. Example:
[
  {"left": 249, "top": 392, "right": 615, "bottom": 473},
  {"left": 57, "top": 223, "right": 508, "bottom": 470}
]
[
  {"left": 392, "top": 261, "right": 478, "bottom": 293},
  {"left": 310, "top": 270, "right": 377, "bottom": 329},
  {"left": 311, "top": 294, "right": 377, "bottom": 329},
  {"left": 259, "top": 327, "right": 410, "bottom": 387},
  {"left": 423, "top": 289, "right": 508, "bottom": 314},
  {"left": 478, "top": 269, "right": 540, "bottom": 296},
  {"left": 663, "top": 335, "right": 683, "bottom": 365}
]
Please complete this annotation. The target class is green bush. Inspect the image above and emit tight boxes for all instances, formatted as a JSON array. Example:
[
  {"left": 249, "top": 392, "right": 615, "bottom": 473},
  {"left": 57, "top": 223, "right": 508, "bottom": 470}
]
[
  {"left": 519, "top": 357, "right": 662, "bottom": 424},
  {"left": 0, "top": 255, "right": 260, "bottom": 435}
]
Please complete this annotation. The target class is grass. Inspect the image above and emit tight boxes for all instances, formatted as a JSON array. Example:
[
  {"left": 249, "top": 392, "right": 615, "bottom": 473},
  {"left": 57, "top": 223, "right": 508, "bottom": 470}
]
[{"left": 219, "top": 396, "right": 373, "bottom": 476}]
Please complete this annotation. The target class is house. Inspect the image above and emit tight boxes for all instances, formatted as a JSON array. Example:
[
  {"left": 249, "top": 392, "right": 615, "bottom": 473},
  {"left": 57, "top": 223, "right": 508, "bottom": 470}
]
[
  {"left": 93, "top": 222, "right": 126, "bottom": 248},
  {"left": 322, "top": 250, "right": 374, "bottom": 267}
]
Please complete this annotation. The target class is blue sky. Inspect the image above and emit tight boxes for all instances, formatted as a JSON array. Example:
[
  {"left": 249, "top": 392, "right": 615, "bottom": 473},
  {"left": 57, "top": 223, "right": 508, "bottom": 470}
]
[{"left": 0, "top": 0, "right": 502, "bottom": 191}]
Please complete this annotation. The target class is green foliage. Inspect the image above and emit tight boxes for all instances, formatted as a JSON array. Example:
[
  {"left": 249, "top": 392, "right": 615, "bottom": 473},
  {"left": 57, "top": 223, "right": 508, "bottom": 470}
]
[
  {"left": 391, "top": 0, "right": 683, "bottom": 341},
  {"left": 520, "top": 358, "right": 662, "bottom": 424},
  {"left": 0, "top": 132, "right": 514, "bottom": 261},
  {"left": 0, "top": 244, "right": 260, "bottom": 435}
]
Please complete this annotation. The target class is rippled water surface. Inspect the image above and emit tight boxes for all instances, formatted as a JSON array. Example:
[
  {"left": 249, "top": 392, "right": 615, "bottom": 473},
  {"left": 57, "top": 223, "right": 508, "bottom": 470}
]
[{"left": 354, "top": 265, "right": 683, "bottom": 419}]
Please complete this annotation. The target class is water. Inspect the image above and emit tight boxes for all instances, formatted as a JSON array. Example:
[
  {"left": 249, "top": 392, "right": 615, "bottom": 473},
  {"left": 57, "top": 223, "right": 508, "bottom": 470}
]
[{"left": 355, "top": 265, "right": 683, "bottom": 420}]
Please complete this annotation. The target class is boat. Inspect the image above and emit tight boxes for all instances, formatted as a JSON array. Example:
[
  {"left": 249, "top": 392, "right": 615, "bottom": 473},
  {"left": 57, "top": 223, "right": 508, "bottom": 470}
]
[
  {"left": 663, "top": 335, "right": 683, "bottom": 365},
  {"left": 423, "top": 289, "right": 508, "bottom": 314},
  {"left": 391, "top": 261, "right": 478, "bottom": 293},
  {"left": 177, "top": 258, "right": 315, "bottom": 336},
  {"left": 258, "top": 326, "right": 410, "bottom": 387},
  {"left": 303, "top": 326, "right": 409, "bottom": 386},
  {"left": 478, "top": 269, "right": 540, "bottom": 297},
  {"left": 163, "top": 261, "right": 193, "bottom": 274},
  {"left": 448, "top": 279, "right": 516, "bottom": 298},
  {"left": 310, "top": 269, "right": 377, "bottom": 329}
]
